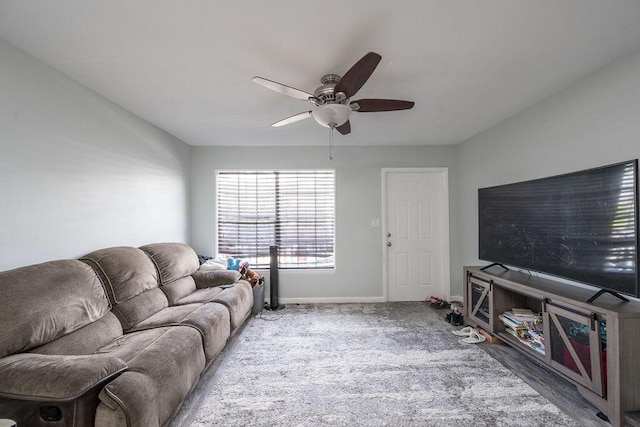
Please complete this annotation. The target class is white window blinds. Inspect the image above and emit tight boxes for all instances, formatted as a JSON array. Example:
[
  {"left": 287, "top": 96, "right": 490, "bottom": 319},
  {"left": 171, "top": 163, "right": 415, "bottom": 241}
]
[{"left": 217, "top": 170, "right": 335, "bottom": 269}]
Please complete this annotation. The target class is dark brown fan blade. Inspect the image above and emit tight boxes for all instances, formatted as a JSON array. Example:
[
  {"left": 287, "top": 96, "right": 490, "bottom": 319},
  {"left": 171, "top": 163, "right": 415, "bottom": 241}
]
[
  {"left": 272, "top": 111, "right": 312, "bottom": 127},
  {"left": 352, "top": 99, "right": 414, "bottom": 112},
  {"left": 252, "top": 77, "right": 313, "bottom": 101},
  {"left": 336, "top": 120, "right": 351, "bottom": 135},
  {"left": 334, "top": 52, "right": 382, "bottom": 98}
]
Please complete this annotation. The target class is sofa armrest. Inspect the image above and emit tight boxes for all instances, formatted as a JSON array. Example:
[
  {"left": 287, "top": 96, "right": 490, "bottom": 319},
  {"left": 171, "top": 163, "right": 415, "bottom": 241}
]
[
  {"left": 192, "top": 269, "right": 241, "bottom": 289},
  {"left": 0, "top": 353, "right": 127, "bottom": 401}
]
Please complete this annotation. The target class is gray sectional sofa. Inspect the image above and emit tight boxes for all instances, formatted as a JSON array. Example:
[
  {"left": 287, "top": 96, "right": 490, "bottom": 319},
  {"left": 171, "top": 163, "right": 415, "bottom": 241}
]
[{"left": 0, "top": 242, "right": 253, "bottom": 427}]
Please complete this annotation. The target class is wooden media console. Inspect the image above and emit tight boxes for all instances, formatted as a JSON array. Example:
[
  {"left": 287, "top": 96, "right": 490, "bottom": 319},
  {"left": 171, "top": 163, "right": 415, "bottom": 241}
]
[{"left": 464, "top": 266, "right": 640, "bottom": 427}]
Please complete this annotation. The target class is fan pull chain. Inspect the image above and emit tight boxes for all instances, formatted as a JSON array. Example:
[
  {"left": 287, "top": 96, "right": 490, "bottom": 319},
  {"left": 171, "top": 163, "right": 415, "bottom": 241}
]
[{"left": 329, "top": 125, "right": 334, "bottom": 160}]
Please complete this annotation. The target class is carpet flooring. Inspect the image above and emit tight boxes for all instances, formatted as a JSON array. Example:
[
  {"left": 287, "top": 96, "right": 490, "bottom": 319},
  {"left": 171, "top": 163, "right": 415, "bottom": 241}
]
[{"left": 187, "top": 303, "right": 580, "bottom": 426}]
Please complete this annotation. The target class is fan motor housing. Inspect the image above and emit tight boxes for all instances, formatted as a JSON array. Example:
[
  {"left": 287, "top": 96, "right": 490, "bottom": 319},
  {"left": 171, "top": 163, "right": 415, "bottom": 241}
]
[{"left": 314, "top": 74, "right": 343, "bottom": 105}]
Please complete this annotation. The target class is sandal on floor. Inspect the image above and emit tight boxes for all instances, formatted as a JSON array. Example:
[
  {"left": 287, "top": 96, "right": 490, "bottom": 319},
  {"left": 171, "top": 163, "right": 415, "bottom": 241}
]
[
  {"left": 452, "top": 326, "right": 474, "bottom": 336},
  {"left": 462, "top": 330, "right": 486, "bottom": 344}
]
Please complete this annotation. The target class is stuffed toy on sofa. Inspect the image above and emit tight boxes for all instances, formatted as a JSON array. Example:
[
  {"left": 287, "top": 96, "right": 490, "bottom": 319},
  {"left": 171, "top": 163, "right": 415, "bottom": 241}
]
[
  {"left": 241, "top": 268, "right": 261, "bottom": 287},
  {"left": 226, "top": 258, "right": 263, "bottom": 287},
  {"left": 226, "top": 257, "right": 243, "bottom": 271}
]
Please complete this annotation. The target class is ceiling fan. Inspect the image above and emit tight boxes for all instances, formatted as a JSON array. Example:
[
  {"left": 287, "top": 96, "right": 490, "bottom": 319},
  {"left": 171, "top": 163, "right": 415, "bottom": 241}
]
[{"left": 252, "top": 52, "right": 414, "bottom": 136}]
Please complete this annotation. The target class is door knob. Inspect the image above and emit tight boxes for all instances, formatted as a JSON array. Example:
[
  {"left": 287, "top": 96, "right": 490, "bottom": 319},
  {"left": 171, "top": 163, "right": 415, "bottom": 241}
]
[{"left": 387, "top": 241, "right": 392, "bottom": 247}]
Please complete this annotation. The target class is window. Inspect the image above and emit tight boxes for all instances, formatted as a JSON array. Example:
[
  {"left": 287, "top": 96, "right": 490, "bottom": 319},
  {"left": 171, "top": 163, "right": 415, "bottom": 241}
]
[{"left": 217, "top": 170, "right": 335, "bottom": 269}]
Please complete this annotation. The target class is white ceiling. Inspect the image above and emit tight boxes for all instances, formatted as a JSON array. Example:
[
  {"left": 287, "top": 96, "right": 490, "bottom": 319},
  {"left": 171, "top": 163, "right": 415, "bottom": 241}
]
[{"left": 1, "top": 1, "right": 640, "bottom": 147}]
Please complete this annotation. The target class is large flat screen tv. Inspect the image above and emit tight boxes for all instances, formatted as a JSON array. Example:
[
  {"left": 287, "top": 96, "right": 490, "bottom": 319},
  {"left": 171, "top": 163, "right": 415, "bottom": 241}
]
[{"left": 479, "top": 160, "right": 639, "bottom": 298}]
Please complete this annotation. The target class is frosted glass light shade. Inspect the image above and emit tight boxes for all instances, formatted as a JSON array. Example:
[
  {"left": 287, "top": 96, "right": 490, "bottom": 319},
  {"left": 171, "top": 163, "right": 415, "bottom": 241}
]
[{"left": 312, "top": 104, "right": 352, "bottom": 128}]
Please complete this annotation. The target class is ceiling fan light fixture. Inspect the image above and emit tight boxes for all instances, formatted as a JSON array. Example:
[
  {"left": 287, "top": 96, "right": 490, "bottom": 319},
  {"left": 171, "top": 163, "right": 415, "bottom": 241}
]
[
  {"left": 253, "top": 51, "right": 414, "bottom": 137},
  {"left": 312, "top": 104, "right": 352, "bottom": 128}
]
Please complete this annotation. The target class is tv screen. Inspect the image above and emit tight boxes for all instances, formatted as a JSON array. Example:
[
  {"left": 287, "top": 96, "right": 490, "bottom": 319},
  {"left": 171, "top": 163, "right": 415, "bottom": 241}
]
[{"left": 479, "top": 160, "right": 639, "bottom": 298}]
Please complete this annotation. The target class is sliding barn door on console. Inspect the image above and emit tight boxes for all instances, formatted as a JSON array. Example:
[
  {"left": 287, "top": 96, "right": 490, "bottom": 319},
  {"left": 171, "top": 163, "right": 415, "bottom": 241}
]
[{"left": 383, "top": 169, "right": 450, "bottom": 302}]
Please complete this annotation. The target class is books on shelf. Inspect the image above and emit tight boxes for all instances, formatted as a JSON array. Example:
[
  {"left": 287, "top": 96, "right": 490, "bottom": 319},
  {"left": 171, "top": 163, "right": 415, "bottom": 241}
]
[
  {"left": 501, "top": 308, "right": 545, "bottom": 355},
  {"left": 498, "top": 314, "right": 527, "bottom": 330},
  {"left": 527, "top": 328, "right": 545, "bottom": 346},
  {"left": 504, "top": 308, "right": 535, "bottom": 323},
  {"left": 512, "top": 307, "right": 535, "bottom": 317},
  {"left": 504, "top": 327, "right": 545, "bottom": 355}
]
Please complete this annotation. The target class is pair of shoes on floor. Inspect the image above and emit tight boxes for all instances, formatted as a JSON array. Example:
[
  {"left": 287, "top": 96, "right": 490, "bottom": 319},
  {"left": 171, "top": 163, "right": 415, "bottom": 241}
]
[
  {"left": 452, "top": 326, "right": 486, "bottom": 344},
  {"left": 450, "top": 312, "right": 463, "bottom": 326},
  {"left": 444, "top": 311, "right": 463, "bottom": 326},
  {"left": 431, "top": 299, "right": 450, "bottom": 309},
  {"left": 450, "top": 302, "right": 463, "bottom": 315}
]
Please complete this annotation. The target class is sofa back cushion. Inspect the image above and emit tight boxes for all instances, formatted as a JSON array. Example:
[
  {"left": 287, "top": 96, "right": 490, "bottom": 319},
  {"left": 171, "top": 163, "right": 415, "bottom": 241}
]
[
  {"left": 30, "top": 312, "right": 124, "bottom": 356},
  {"left": 81, "top": 247, "right": 168, "bottom": 330},
  {"left": 0, "top": 260, "right": 110, "bottom": 358},
  {"left": 140, "top": 242, "right": 200, "bottom": 305}
]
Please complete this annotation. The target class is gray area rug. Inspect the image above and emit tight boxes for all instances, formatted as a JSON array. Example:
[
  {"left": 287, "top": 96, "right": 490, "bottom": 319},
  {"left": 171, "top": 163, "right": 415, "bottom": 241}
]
[{"left": 190, "top": 303, "right": 578, "bottom": 426}]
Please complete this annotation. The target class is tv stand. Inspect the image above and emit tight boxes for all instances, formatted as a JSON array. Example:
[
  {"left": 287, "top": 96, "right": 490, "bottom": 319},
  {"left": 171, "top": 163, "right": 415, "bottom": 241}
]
[
  {"left": 464, "top": 266, "right": 640, "bottom": 427},
  {"left": 586, "top": 288, "right": 629, "bottom": 304},
  {"left": 480, "top": 262, "right": 509, "bottom": 272}
]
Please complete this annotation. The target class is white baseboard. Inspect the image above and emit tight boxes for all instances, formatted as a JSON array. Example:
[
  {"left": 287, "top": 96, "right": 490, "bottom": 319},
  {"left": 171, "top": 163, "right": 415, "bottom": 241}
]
[
  {"left": 264, "top": 296, "right": 463, "bottom": 305},
  {"left": 267, "top": 296, "right": 387, "bottom": 304}
]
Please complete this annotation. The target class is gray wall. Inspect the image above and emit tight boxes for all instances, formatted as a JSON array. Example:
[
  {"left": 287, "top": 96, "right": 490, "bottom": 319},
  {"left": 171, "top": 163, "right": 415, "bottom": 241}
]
[
  {"left": 4, "top": 31, "right": 639, "bottom": 301},
  {"left": 191, "top": 145, "right": 458, "bottom": 302},
  {"left": 0, "top": 39, "right": 191, "bottom": 270},
  {"left": 457, "top": 49, "right": 640, "bottom": 294}
]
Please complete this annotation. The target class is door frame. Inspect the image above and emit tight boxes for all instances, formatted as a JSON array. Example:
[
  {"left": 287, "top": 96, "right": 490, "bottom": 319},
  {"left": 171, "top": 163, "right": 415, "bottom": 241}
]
[{"left": 381, "top": 167, "right": 451, "bottom": 302}]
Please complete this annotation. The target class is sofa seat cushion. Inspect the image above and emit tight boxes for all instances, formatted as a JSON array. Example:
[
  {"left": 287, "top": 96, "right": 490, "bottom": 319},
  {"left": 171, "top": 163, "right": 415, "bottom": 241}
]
[
  {"left": 0, "top": 259, "right": 110, "bottom": 358},
  {"left": 174, "top": 286, "right": 224, "bottom": 305},
  {"left": 172, "top": 282, "right": 251, "bottom": 335},
  {"left": 207, "top": 281, "right": 253, "bottom": 335},
  {"left": 130, "top": 303, "right": 231, "bottom": 362},
  {"left": 95, "top": 326, "right": 205, "bottom": 427}
]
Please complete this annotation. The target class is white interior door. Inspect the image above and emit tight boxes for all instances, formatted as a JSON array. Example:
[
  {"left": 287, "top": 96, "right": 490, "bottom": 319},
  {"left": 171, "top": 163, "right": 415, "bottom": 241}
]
[{"left": 384, "top": 168, "right": 450, "bottom": 302}]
